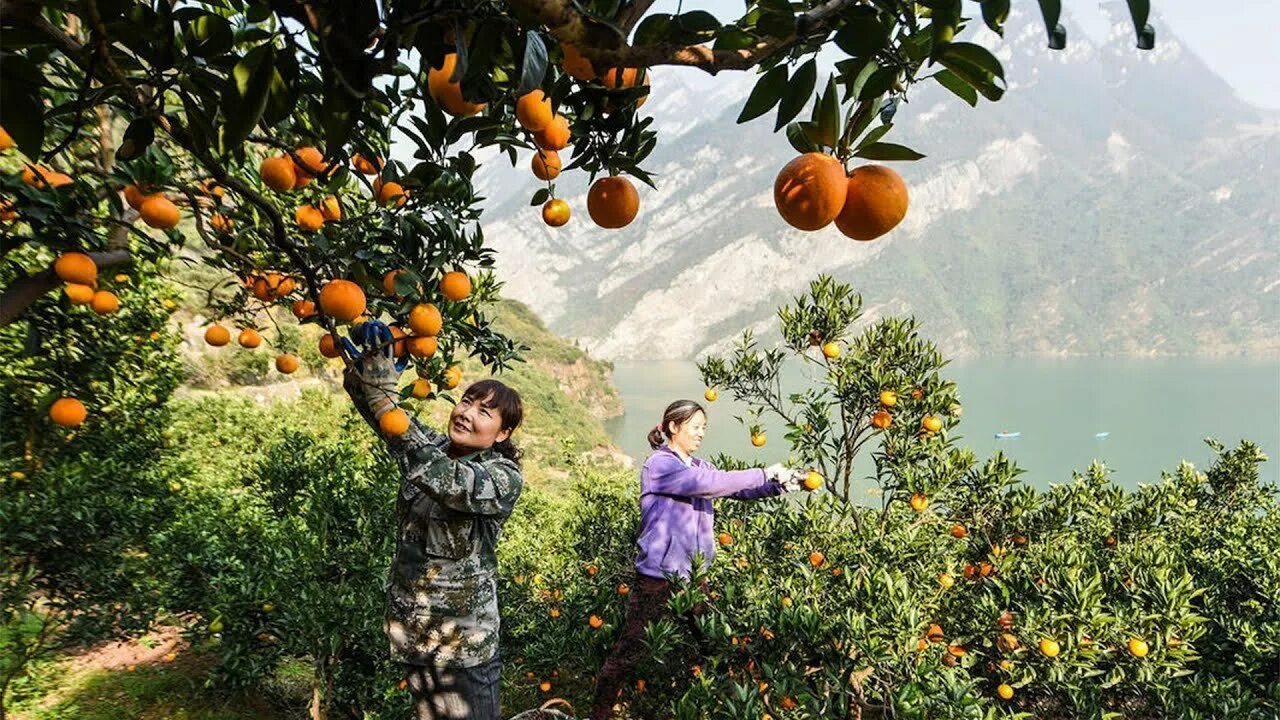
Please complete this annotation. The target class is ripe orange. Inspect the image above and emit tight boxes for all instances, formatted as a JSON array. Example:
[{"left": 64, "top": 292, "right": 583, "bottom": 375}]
[
  {"left": 383, "top": 270, "right": 406, "bottom": 296},
  {"left": 408, "top": 304, "right": 443, "bottom": 336},
  {"left": 541, "top": 198, "right": 570, "bottom": 227},
  {"left": 803, "top": 471, "right": 823, "bottom": 491},
  {"left": 1128, "top": 638, "right": 1149, "bottom": 658},
  {"left": 275, "top": 354, "right": 299, "bottom": 374},
  {"left": 64, "top": 283, "right": 94, "bottom": 305},
  {"left": 880, "top": 390, "right": 898, "bottom": 407},
  {"left": 950, "top": 524, "right": 968, "bottom": 538},
  {"left": 54, "top": 252, "right": 97, "bottom": 285},
  {"left": 376, "top": 180, "right": 407, "bottom": 208},
  {"left": 587, "top": 176, "right": 639, "bottom": 229},
  {"left": 319, "top": 279, "right": 366, "bottom": 321},
  {"left": 428, "top": 53, "right": 485, "bottom": 117},
  {"left": 588, "top": 615, "right": 604, "bottom": 629},
  {"left": 296, "top": 205, "right": 325, "bottom": 231},
  {"left": 198, "top": 178, "right": 224, "bottom": 197},
  {"left": 808, "top": 551, "right": 825, "bottom": 568},
  {"left": 703, "top": 388, "right": 718, "bottom": 402},
  {"left": 821, "top": 342, "right": 840, "bottom": 359},
  {"left": 909, "top": 493, "right": 928, "bottom": 512},
  {"left": 238, "top": 328, "right": 262, "bottom": 348},
  {"left": 90, "top": 290, "right": 119, "bottom": 314},
  {"left": 996, "top": 684, "right": 1014, "bottom": 700},
  {"left": 439, "top": 271, "right": 471, "bottom": 301},
  {"left": 292, "top": 146, "right": 325, "bottom": 187},
  {"left": 140, "top": 195, "right": 180, "bottom": 229},
  {"left": 539, "top": 681, "right": 551, "bottom": 693},
  {"left": 389, "top": 325, "right": 408, "bottom": 358},
  {"left": 617, "top": 583, "right": 630, "bottom": 595},
  {"left": 292, "top": 299, "right": 316, "bottom": 319},
  {"left": 318, "top": 333, "right": 341, "bottom": 358},
  {"left": 320, "top": 195, "right": 342, "bottom": 222},
  {"left": 922, "top": 415, "right": 943, "bottom": 433},
  {"left": 352, "top": 153, "right": 381, "bottom": 175},
  {"left": 516, "top": 89, "right": 553, "bottom": 131},
  {"left": 50, "top": 397, "right": 87, "bottom": 427},
  {"left": 717, "top": 532, "right": 733, "bottom": 547},
  {"left": 123, "top": 184, "right": 150, "bottom": 210},
  {"left": 773, "top": 153, "right": 847, "bottom": 231},
  {"left": 533, "top": 114, "right": 570, "bottom": 151},
  {"left": 0, "top": 125, "right": 11, "bottom": 151},
  {"left": 260, "top": 155, "right": 297, "bottom": 192},
  {"left": 871, "top": 410, "right": 892, "bottom": 430},
  {"left": 1013, "top": 534, "right": 1028, "bottom": 546},
  {"left": 210, "top": 214, "right": 233, "bottom": 233},
  {"left": 442, "top": 365, "right": 462, "bottom": 389},
  {"left": 549, "top": 608, "right": 560, "bottom": 618},
  {"left": 560, "top": 44, "right": 596, "bottom": 81},
  {"left": 1039, "top": 638, "right": 1060, "bottom": 658},
  {"left": 531, "top": 150, "right": 561, "bottom": 180},
  {"left": 205, "top": 324, "right": 231, "bottom": 346},
  {"left": 926, "top": 623, "right": 945, "bottom": 643},
  {"left": 750, "top": 433, "right": 766, "bottom": 447},
  {"left": 602, "top": 67, "right": 650, "bottom": 109},
  {"left": 379, "top": 408, "right": 411, "bottom": 436},
  {"left": 835, "top": 164, "right": 909, "bottom": 241},
  {"left": 21, "top": 164, "right": 73, "bottom": 189},
  {"left": 998, "top": 633, "right": 1020, "bottom": 652},
  {"left": 912, "top": 387, "right": 924, "bottom": 401},
  {"left": 634, "top": 678, "right": 645, "bottom": 691},
  {"left": 410, "top": 379, "right": 432, "bottom": 399},
  {"left": 406, "top": 335, "right": 438, "bottom": 358},
  {"left": 0, "top": 198, "right": 16, "bottom": 222}
]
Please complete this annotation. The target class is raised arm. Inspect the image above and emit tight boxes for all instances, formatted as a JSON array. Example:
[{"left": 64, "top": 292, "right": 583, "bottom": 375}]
[{"left": 645, "top": 453, "right": 773, "bottom": 499}]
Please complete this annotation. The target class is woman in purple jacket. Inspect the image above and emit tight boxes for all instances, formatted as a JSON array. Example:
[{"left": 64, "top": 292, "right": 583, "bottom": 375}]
[{"left": 589, "top": 400, "right": 805, "bottom": 719}]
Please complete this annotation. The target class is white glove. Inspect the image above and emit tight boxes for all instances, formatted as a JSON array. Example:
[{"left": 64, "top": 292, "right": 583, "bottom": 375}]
[
  {"left": 763, "top": 463, "right": 788, "bottom": 482},
  {"left": 777, "top": 469, "right": 806, "bottom": 493},
  {"left": 341, "top": 325, "right": 400, "bottom": 419}
]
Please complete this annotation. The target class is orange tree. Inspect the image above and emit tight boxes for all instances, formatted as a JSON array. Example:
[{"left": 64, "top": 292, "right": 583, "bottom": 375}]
[{"left": 496, "top": 277, "right": 1278, "bottom": 719}]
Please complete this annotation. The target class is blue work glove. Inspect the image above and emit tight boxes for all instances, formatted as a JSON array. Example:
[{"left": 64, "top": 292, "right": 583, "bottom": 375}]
[{"left": 341, "top": 319, "right": 404, "bottom": 419}]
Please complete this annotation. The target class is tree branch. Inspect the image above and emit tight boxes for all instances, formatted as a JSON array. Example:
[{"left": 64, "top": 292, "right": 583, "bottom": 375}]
[{"left": 0, "top": 249, "right": 133, "bottom": 327}]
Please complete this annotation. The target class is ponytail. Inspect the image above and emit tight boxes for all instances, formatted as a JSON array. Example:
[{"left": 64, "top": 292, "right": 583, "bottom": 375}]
[{"left": 647, "top": 424, "right": 666, "bottom": 450}]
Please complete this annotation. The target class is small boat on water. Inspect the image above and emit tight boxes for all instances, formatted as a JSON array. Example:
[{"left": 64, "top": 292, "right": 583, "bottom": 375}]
[
  {"left": 995, "top": 431, "right": 1022, "bottom": 439},
  {"left": 1095, "top": 432, "right": 1111, "bottom": 438}
]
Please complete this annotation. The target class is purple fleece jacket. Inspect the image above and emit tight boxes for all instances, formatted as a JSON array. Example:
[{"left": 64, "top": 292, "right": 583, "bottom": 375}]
[{"left": 634, "top": 445, "right": 784, "bottom": 580}]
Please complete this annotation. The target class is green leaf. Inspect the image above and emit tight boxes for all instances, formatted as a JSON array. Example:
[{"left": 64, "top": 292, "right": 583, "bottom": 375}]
[
  {"left": 670, "top": 11, "right": 721, "bottom": 43},
  {"left": 815, "top": 75, "right": 840, "bottom": 149},
  {"left": 633, "top": 13, "right": 672, "bottom": 45},
  {"left": 185, "top": 12, "right": 233, "bottom": 58},
  {"left": 219, "top": 44, "right": 276, "bottom": 151},
  {"left": 981, "top": 0, "right": 1011, "bottom": 36},
  {"left": 834, "top": 7, "right": 890, "bottom": 57},
  {"left": 786, "top": 122, "right": 818, "bottom": 154},
  {"left": 713, "top": 27, "right": 757, "bottom": 51},
  {"left": 530, "top": 188, "right": 550, "bottom": 206},
  {"left": 856, "top": 123, "right": 893, "bottom": 150},
  {"left": 736, "top": 64, "right": 788, "bottom": 124},
  {"left": 319, "top": 65, "right": 361, "bottom": 151},
  {"left": 775, "top": 58, "right": 816, "bottom": 131},
  {"left": 932, "top": 69, "right": 977, "bottom": 107},
  {"left": 0, "top": 58, "right": 44, "bottom": 157},
  {"left": 262, "top": 45, "right": 300, "bottom": 126},
  {"left": 847, "top": 59, "right": 878, "bottom": 104},
  {"left": 517, "top": 31, "right": 548, "bottom": 95},
  {"left": 758, "top": 9, "right": 795, "bottom": 38},
  {"left": 935, "top": 42, "right": 1006, "bottom": 101},
  {"left": 116, "top": 118, "right": 155, "bottom": 161},
  {"left": 853, "top": 142, "right": 924, "bottom": 161}
]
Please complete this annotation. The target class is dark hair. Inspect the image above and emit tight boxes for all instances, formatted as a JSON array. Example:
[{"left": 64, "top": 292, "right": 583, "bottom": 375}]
[
  {"left": 461, "top": 379, "right": 524, "bottom": 465},
  {"left": 647, "top": 399, "right": 706, "bottom": 450}
]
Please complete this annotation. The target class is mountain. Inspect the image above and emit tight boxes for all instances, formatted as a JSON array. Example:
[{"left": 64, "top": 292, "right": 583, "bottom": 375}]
[{"left": 475, "top": 4, "right": 1280, "bottom": 361}]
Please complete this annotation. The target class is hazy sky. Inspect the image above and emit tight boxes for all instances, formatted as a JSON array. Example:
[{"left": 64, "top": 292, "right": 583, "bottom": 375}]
[{"left": 647, "top": 1, "right": 1280, "bottom": 109}]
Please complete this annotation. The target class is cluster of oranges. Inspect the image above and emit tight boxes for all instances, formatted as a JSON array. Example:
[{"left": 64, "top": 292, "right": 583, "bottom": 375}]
[
  {"left": 43, "top": 251, "right": 128, "bottom": 427},
  {"left": 774, "top": 153, "right": 909, "bottom": 240}
]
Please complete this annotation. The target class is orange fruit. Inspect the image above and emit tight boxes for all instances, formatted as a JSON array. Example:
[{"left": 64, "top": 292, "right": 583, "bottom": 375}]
[
  {"left": 428, "top": 53, "right": 485, "bottom": 117},
  {"left": 587, "top": 176, "right": 639, "bottom": 229},
  {"left": 950, "top": 524, "right": 968, "bottom": 539},
  {"left": 198, "top": 178, "right": 224, "bottom": 197},
  {"left": 406, "top": 335, "right": 437, "bottom": 358},
  {"left": 773, "top": 153, "right": 847, "bottom": 231},
  {"left": 123, "top": 184, "right": 150, "bottom": 210},
  {"left": 319, "top": 279, "right": 366, "bottom": 321},
  {"left": 0, "top": 198, "right": 16, "bottom": 222},
  {"left": 1128, "top": 638, "right": 1149, "bottom": 658},
  {"left": 516, "top": 89, "right": 553, "bottom": 131},
  {"left": 320, "top": 195, "right": 342, "bottom": 222},
  {"left": 549, "top": 608, "right": 560, "bottom": 618},
  {"left": 539, "top": 681, "right": 551, "bottom": 693},
  {"left": 922, "top": 415, "right": 943, "bottom": 433},
  {"left": 997, "top": 684, "right": 1014, "bottom": 700},
  {"left": 291, "top": 299, "right": 316, "bottom": 319},
  {"left": 0, "top": 125, "right": 11, "bottom": 151},
  {"left": 292, "top": 146, "right": 325, "bottom": 187},
  {"left": 140, "top": 195, "right": 181, "bottom": 229},
  {"left": 238, "top": 328, "right": 262, "bottom": 348},
  {"left": 750, "top": 433, "right": 766, "bottom": 447},
  {"left": 909, "top": 493, "right": 928, "bottom": 512},
  {"left": 821, "top": 342, "right": 840, "bottom": 359},
  {"left": 296, "top": 204, "right": 325, "bottom": 231},
  {"left": 50, "top": 397, "right": 87, "bottom": 427},
  {"left": 880, "top": 390, "right": 898, "bottom": 407},
  {"left": 938, "top": 572, "right": 955, "bottom": 588},
  {"left": 21, "top": 164, "right": 73, "bottom": 189},
  {"left": 439, "top": 271, "right": 471, "bottom": 301},
  {"left": 531, "top": 149, "right": 561, "bottom": 180},
  {"left": 703, "top": 388, "right": 717, "bottom": 402},
  {"left": 442, "top": 365, "right": 462, "bottom": 390},
  {"left": 602, "top": 67, "right": 650, "bottom": 109},
  {"left": 926, "top": 623, "right": 945, "bottom": 643},
  {"left": 588, "top": 615, "right": 603, "bottom": 629},
  {"left": 871, "top": 410, "right": 891, "bottom": 429},
  {"left": 912, "top": 387, "right": 924, "bottom": 401},
  {"left": 379, "top": 408, "right": 411, "bottom": 436},
  {"left": 560, "top": 44, "right": 596, "bottom": 81},
  {"left": 808, "top": 551, "right": 825, "bottom": 568},
  {"left": 205, "top": 325, "right": 231, "bottom": 346},
  {"left": 998, "top": 633, "right": 1020, "bottom": 652},
  {"left": 835, "top": 165, "right": 908, "bottom": 241},
  {"left": 410, "top": 379, "right": 432, "bottom": 399},
  {"left": 1013, "top": 534, "right": 1028, "bottom": 547},
  {"left": 376, "top": 180, "right": 407, "bottom": 208},
  {"left": 352, "top": 153, "right": 381, "bottom": 175},
  {"left": 277, "top": 277, "right": 296, "bottom": 297},
  {"left": 383, "top": 270, "right": 405, "bottom": 296},
  {"left": 617, "top": 583, "right": 630, "bottom": 595},
  {"left": 210, "top": 214, "right": 233, "bottom": 233},
  {"left": 408, "top": 304, "right": 443, "bottom": 336},
  {"left": 541, "top": 198, "right": 570, "bottom": 227},
  {"left": 717, "top": 532, "right": 733, "bottom": 547},
  {"left": 1039, "top": 638, "right": 1060, "bottom": 657},
  {"left": 90, "top": 290, "right": 119, "bottom": 314},
  {"left": 532, "top": 114, "right": 570, "bottom": 151},
  {"left": 390, "top": 325, "right": 408, "bottom": 358},
  {"left": 275, "top": 354, "right": 299, "bottom": 374},
  {"left": 318, "top": 333, "right": 341, "bottom": 358},
  {"left": 803, "top": 471, "right": 823, "bottom": 491},
  {"left": 260, "top": 155, "right": 297, "bottom": 192},
  {"left": 54, "top": 252, "right": 97, "bottom": 286}
]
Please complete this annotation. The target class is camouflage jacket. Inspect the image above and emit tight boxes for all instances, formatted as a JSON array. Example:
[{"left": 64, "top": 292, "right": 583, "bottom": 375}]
[{"left": 383, "top": 417, "right": 523, "bottom": 668}]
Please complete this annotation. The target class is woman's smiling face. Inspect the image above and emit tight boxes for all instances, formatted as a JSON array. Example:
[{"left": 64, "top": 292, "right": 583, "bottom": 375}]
[
  {"left": 669, "top": 410, "right": 707, "bottom": 455},
  {"left": 448, "top": 391, "right": 510, "bottom": 453}
]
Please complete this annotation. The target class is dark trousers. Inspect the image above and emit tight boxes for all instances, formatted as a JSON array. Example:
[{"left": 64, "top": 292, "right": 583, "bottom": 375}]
[
  {"left": 589, "top": 574, "right": 709, "bottom": 720},
  {"left": 404, "top": 654, "right": 502, "bottom": 720}
]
